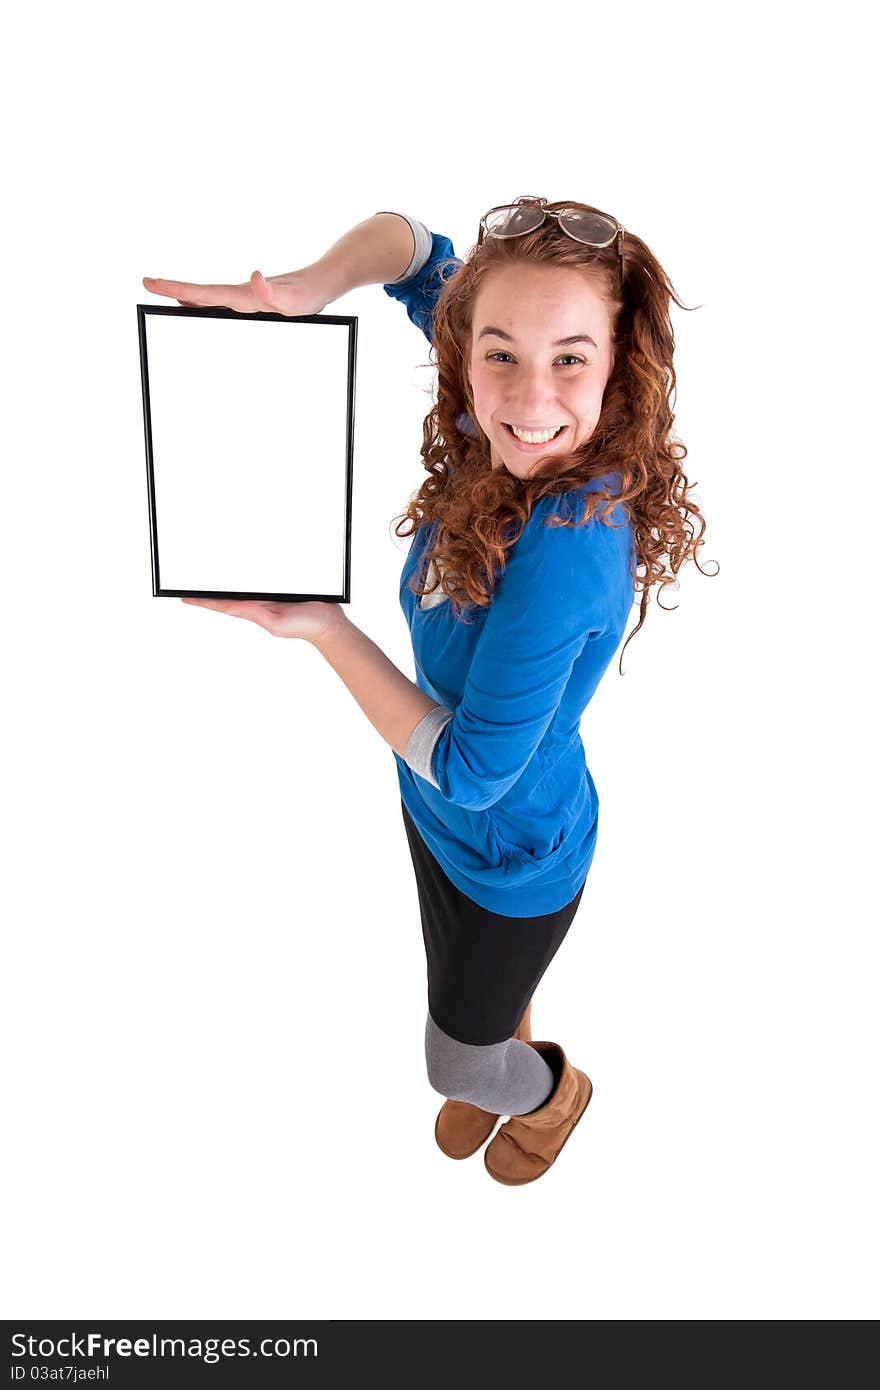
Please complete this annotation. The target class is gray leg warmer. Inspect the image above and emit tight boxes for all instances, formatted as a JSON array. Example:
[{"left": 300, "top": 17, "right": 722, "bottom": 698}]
[{"left": 424, "top": 1011, "right": 555, "bottom": 1117}]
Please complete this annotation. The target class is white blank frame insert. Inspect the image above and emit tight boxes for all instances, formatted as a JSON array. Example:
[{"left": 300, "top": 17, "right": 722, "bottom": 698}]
[{"left": 137, "top": 304, "right": 357, "bottom": 602}]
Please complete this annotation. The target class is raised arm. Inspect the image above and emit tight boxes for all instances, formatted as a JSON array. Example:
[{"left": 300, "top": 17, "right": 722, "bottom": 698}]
[
  {"left": 376, "top": 213, "right": 462, "bottom": 345},
  {"left": 307, "top": 211, "right": 461, "bottom": 342},
  {"left": 309, "top": 211, "right": 422, "bottom": 299},
  {"left": 144, "top": 211, "right": 435, "bottom": 318}
]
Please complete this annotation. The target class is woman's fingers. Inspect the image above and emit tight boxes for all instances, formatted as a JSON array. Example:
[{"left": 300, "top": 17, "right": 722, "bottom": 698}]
[
  {"left": 180, "top": 595, "right": 340, "bottom": 642},
  {"left": 142, "top": 276, "right": 255, "bottom": 312},
  {"left": 181, "top": 597, "right": 240, "bottom": 611},
  {"left": 143, "top": 268, "right": 330, "bottom": 318}
]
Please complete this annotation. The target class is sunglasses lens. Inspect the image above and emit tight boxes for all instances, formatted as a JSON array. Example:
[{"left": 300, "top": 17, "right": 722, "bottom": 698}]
[
  {"left": 483, "top": 205, "right": 545, "bottom": 237},
  {"left": 558, "top": 210, "right": 617, "bottom": 246}
]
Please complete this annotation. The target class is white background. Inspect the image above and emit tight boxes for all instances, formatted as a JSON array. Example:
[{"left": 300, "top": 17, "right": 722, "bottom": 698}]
[{"left": 3, "top": 0, "right": 876, "bottom": 1323}]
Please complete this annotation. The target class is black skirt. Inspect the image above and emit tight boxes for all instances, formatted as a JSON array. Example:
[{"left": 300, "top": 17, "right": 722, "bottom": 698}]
[{"left": 400, "top": 799, "right": 585, "bottom": 1046}]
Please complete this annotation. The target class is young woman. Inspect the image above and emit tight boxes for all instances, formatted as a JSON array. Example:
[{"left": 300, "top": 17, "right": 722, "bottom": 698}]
[{"left": 143, "top": 198, "right": 708, "bottom": 1185}]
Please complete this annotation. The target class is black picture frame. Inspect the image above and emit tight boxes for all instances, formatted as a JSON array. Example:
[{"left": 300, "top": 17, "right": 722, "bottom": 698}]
[{"left": 137, "top": 303, "right": 357, "bottom": 603}]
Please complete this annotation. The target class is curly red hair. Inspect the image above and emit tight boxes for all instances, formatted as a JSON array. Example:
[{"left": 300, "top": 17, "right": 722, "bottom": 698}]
[{"left": 390, "top": 198, "right": 716, "bottom": 673}]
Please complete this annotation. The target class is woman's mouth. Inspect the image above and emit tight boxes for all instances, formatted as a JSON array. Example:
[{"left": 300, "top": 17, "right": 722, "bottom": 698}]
[{"left": 502, "top": 422, "right": 568, "bottom": 450}]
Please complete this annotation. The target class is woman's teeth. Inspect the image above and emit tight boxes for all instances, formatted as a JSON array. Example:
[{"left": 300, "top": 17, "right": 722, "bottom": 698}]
[{"left": 504, "top": 423, "right": 566, "bottom": 444}]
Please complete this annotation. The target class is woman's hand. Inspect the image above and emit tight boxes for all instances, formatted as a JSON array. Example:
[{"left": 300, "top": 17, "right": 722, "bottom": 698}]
[
  {"left": 143, "top": 267, "right": 330, "bottom": 317},
  {"left": 180, "top": 596, "right": 345, "bottom": 644}
]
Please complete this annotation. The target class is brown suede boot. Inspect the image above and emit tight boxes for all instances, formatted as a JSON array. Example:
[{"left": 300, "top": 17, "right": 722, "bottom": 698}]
[
  {"left": 434, "top": 1000, "right": 532, "bottom": 1159},
  {"left": 483, "top": 1040, "right": 592, "bottom": 1186}
]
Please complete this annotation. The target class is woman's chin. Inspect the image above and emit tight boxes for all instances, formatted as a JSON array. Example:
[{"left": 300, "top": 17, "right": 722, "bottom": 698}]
[
  {"left": 490, "top": 444, "right": 532, "bottom": 477},
  {"left": 492, "top": 437, "right": 567, "bottom": 479},
  {"left": 498, "top": 452, "right": 548, "bottom": 480}
]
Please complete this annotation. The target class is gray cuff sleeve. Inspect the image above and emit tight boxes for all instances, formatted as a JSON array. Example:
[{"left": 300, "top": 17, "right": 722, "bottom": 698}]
[
  {"left": 403, "top": 704, "right": 454, "bottom": 788},
  {"left": 375, "top": 211, "right": 433, "bottom": 284}
]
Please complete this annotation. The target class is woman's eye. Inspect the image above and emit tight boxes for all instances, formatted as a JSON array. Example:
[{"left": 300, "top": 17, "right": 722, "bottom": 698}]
[{"left": 487, "top": 352, "right": 585, "bottom": 367}]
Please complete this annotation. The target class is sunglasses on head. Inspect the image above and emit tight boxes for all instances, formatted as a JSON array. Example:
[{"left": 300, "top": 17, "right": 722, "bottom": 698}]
[{"left": 478, "top": 196, "right": 625, "bottom": 292}]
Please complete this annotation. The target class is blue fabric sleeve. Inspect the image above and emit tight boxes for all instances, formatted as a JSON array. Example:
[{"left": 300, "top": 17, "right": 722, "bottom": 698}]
[
  {"left": 428, "top": 498, "right": 619, "bottom": 812},
  {"left": 382, "top": 229, "right": 462, "bottom": 345}
]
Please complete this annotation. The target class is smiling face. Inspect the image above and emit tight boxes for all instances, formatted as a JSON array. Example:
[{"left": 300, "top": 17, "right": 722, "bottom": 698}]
[{"left": 466, "top": 263, "right": 616, "bottom": 480}]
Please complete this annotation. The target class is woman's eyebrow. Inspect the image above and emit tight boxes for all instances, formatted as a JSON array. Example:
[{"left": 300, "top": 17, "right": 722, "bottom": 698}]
[{"left": 478, "top": 326, "right": 598, "bottom": 350}]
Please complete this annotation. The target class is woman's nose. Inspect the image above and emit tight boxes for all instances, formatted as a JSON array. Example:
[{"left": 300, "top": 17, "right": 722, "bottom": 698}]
[
  {"left": 508, "top": 386, "right": 561, "bottom": 417},
  {"left": 510, "top": 381, "right": 562, "bottom": 418}
]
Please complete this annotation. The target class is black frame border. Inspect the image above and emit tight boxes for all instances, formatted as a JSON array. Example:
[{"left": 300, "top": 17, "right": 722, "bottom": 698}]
[{"left": 136, "top": 303, "right": 357, "bottom": 603}]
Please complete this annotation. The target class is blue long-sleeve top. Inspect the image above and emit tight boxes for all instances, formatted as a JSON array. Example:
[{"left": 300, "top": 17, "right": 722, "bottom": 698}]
[{"left": 379, "top": 212, "right": 636, "bottom": 917}]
